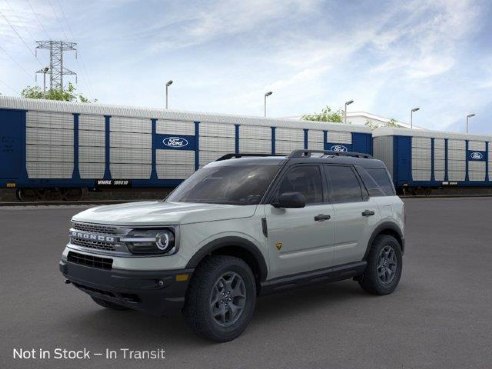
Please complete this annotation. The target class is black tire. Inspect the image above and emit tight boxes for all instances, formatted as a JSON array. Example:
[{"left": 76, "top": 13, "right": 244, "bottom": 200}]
[
  {"left": 91, "top": 296, "right": 129, "bottom": 311},
  {"left": 359, "top": 235, "right": 402, "bottom": 295},
  {"left": 183, "top": 255, "right": 256, "bottom": 342}
]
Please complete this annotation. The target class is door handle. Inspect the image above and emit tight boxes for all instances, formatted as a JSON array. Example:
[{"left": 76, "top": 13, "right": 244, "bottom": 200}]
[
  {"left": 314, "top": 214, "right": 331, "bottom": 222},
  {"left": 362, "top": 210, "right": 375, "bottom": 217}
]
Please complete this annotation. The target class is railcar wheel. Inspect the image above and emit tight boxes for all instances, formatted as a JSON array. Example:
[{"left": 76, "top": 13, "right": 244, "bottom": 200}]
[
  {"left": 16, "top": 188, "right": 37, "bottom": 202},
  {"left": 61, "top": 188, "right": 83, "bottom": 201}
]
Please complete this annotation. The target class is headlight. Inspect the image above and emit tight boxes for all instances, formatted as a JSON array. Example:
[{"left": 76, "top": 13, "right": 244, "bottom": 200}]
[{"left": 121, "top": 228, "right": 177, "bottom": 255}]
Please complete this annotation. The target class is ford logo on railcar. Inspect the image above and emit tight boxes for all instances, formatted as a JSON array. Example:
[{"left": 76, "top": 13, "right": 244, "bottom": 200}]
[
  {"left": 330, "top": 144, "right": 348, "bottom": 152},
  {"left": 470, "top": 152, "right": 483, "bottom": 160},
  {"left": 163, "top": 137, "right": 188, "bottom": 148}
]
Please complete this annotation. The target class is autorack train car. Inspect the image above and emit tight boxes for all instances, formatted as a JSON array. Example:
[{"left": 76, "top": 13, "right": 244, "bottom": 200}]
[
  {"left": 0, "top": 96, "right": 373, "bottom": 201},
  {"left": 373, "top": 127, "right": 492, "bottom": 195}
]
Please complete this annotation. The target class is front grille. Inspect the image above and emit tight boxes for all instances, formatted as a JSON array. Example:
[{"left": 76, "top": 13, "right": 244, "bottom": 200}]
[
  {"left": 71, "top": 238, "right": 116, "bottom": 251},
  {"left": 68, "top": 251, "right": 113, "bottom": 270},
  {"left": 71, "top": 222, "right": 120, "bottom": 252},
  {"left": 72, "top": 222, "right": 118, "bottom": 235}
]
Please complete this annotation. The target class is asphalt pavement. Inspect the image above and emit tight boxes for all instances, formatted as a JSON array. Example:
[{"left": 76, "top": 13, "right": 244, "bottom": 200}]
[{"left": 1, "top": 198, "right": 491, "bottom": 369}]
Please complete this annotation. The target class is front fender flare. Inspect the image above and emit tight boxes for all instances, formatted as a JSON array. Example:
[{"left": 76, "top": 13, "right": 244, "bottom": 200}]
[{"left": 185, "top": 236, "right": 268, "bottom": 281}]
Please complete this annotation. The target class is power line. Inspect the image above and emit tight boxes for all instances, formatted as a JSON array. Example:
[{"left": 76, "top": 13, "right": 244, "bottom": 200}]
[
  {"left": 54, "top": 0, "right": 74, "bottom": 39},
  {"left": 53, "top": 0, "right": 96, "bottom": 97},
  {"left": 26, "top": 0, "right": 53, "bottom": 40},
  {"left": 46, "top": 0, "right": 69, "bottom": 41},
  {"left": 0, "top": 9, "right": 43, "bottom": 67},
  {"left": 0, "top": 78, "right": 18, "bottom": 94},
  {"left": 0, "top": 44, "right": 33, "bottom": 78},
  {"left": 4, "top": 0, "right": 41, "bottom": 46}
]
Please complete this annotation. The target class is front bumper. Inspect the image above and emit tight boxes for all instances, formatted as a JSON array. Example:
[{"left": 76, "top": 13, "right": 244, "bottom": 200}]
[{"left": 59, "top": 259, "right": 194, "bottom": 316}]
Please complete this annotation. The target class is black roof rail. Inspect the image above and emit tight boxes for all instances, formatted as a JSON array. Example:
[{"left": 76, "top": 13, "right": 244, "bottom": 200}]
[
  {"left": 215, "top": 153, "right": 284, "bottom": 161},
  {"left": 288, "top": 150, "right": 373, "bottom": 159}
]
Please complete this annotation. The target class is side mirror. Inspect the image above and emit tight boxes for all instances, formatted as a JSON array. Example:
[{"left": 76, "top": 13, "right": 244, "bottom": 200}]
[{"left": 273, "top": 192, "right": 306, "bottom": 208}]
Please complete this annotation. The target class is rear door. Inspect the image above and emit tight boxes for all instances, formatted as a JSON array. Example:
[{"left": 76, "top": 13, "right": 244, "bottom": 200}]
[
  {"left": 265, "top": 164, "right": 336, "bottom": 278},
  {"left": 323, "top": 164, "right": 380, "bottom": 265},
  {"left": 0, "top": 109, "right": 24, "bottom": 180}
]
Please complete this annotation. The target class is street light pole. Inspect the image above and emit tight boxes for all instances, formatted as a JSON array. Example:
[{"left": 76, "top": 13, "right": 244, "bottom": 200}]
[
  {"left": 410, "top": 107, "right": 420, "bottom": 129},
  {"left": 264, "top": 91, "right": 272, "bottom": 117},
  {"left": 35, "top": 66, "right": 50, "bottom": 98},
  {"left": 165, "top": 80, "right": 173, "bottom": 109},
  {"left": 466, "top": 113, "right": 476, "bottom": 133},
  {"left": 344, "top": 100, "right": 354, "bottom": 124},
  {"left": 42, "top": 67, "right": 49, "bottom": 97}
]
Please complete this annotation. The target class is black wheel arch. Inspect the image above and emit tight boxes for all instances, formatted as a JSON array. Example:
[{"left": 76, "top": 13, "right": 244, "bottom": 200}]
[
  {"left": 364, "top": 222, "right": 404, "bottom": 260},
  {"left": 186, "top": 236, "right": 268, "bottom": 286}
]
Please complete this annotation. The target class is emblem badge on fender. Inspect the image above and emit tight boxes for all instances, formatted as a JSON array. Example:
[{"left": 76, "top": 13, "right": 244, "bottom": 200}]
[{"left": 275, "top": 242, "right": 283, "bottom": 251}]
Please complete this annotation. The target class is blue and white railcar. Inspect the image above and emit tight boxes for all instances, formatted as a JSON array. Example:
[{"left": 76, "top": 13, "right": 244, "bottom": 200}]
[
  {"left": 0, "top": 97, "right": 373, "bottom": 200},
  {"left": 373, "top": 127, "right": 492, "bottom": 192}
]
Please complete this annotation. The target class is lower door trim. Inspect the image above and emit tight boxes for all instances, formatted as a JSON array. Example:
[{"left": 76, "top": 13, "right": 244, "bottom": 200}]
[{"left": 260, "top": 261, "right": 367, "bottom": 295}]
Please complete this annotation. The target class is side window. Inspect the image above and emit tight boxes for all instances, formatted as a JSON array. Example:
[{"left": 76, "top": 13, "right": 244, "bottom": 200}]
[
  {"left": 277, "top": 165, "right": 323, "bottom": 204},
  {"left": 366, "top": 168, "right": 396, "bottom": 196},
  {"left": 324, "top": 165, "right": 364, "bottom": 203},
  {"left": 356, "top": 166, "right": 385, "bottom": 197}
]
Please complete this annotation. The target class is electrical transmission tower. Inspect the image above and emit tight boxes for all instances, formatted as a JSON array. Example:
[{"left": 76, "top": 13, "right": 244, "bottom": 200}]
[{"left": 35, "top": 41, "right": 77, "bottom": 91}]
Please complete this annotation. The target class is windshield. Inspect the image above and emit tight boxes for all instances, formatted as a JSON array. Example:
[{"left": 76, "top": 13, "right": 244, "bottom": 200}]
[{"left": 166, "top": 163, "right": 281, "bottom": 205}]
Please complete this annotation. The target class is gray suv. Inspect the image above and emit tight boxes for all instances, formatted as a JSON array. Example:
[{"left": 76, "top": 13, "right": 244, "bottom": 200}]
[{"left": 60, "top": 150, "right": 405, "bottom": 342}]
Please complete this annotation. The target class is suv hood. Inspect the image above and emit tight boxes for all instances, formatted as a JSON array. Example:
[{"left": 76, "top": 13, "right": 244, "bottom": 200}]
[{"left": 72, "top": 201, "right": 257, "bottom": 226}]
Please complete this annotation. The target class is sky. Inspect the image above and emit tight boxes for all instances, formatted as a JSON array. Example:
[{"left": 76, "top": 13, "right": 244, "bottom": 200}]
[{"left": 0, "top": 0, "right": 491, "bottom": 133}]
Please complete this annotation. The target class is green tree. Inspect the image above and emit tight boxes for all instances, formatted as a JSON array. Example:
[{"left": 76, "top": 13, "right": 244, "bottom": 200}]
[
  {"left": 302, "top": 106, "right": 345, "bottom": 123},
  {"left": 364, "top": 118, "right": 405, "bottom": 130},
  {"left": 387, "top": 118, "right": 400, "bottom": 127},
  {"left": 21, "top": 82, "right": 96, "bottom": 103}
]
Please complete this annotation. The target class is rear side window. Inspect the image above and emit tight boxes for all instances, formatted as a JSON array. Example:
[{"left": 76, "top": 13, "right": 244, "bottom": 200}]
[
  {"left": 364, "top": 167, "right": 396, "bottom": 196},
  {"left": 324, "top": 165, "right": 363, "bottom": 203},
  {"left": 277, "top": 165, "right": 323, "bottom": 204}
]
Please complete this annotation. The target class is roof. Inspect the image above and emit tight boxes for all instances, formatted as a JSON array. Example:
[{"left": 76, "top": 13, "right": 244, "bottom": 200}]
[
  {"left": 346, "top": 111, "right": 424, "bottom": 130},
  {"left": 373, "top": 127, "right": 492, "bottom": 142},
  {"left": 0, "top": 96, "right": 372, "bottom": 133}
]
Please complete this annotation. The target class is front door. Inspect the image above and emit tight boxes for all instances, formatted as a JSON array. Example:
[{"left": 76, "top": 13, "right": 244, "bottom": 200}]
[{"left": 265, "top": 165, "right": 335, "bottom": 279}]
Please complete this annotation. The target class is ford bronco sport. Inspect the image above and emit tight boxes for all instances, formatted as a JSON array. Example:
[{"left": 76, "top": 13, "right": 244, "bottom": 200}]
[{"left": 60, "top": 150, "right": 404, "bottom": 342}]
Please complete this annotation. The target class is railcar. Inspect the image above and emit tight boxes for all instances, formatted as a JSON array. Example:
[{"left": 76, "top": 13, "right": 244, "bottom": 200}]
[
  {"left": 0, "top": 97, "right": 373, "bottom": 201},
  {"left": 373, "top": 127, "right": 492, "bottom": 195}
]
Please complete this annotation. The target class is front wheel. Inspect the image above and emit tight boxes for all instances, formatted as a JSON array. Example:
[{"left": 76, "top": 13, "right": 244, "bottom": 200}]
[
  {"left": 359, "top": 235, "right": 402, "bottom": 295},
  {"left": 183, "top": 255, "right": 256, "bottom": 342}
]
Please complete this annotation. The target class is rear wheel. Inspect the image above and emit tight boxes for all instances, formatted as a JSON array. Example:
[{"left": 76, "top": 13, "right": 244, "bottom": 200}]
[
  {"left": 183, "top": 255, "right": 256, "bottom": 342},
  {"left": 359, "top": 235, "right": 402, "bottom": 295},
  {"left": 91, "top": 296, "right": 129, "bottom": 311}
]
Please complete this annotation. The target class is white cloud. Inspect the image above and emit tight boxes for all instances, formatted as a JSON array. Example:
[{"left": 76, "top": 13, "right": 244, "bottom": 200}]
[{"left": 1, "top": 0, "right": 491, "bottom": 133}]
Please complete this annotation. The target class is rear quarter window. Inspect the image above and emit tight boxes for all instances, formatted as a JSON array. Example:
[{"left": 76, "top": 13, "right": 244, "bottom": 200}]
[
  {"left": 358, "top": 166, "right": 396, "bottom": 196},
  {"left": 324, "top": 165, "right": 364, "bottom": 203}
]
